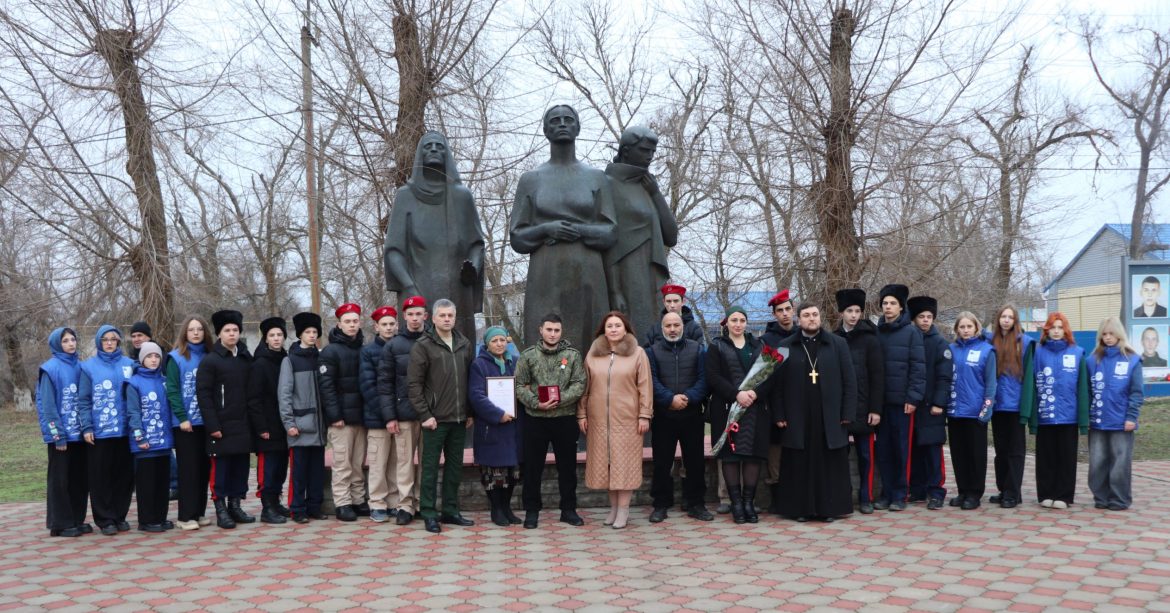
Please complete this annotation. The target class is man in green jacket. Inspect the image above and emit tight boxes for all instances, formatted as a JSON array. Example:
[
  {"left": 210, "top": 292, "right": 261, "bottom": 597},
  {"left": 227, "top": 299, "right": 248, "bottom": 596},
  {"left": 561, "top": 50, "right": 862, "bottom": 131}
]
[
  {"left": 407, "top": 299, "right": 475, "bottom": 534},
  {"left": 514, "top": 313, "right": 587, "bottom": 529}
]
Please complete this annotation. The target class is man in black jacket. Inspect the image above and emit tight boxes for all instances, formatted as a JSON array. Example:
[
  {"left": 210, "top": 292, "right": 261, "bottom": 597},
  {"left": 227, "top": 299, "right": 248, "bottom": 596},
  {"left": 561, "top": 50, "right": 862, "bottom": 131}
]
[
  {"left": 196, "top": 309, "right": 256, "bottom": 529},
  {"left": 643, "top": 284, "right": 706, "bottom": 347},
  {"left": 907, "top": 296, "right": 954, "bottom": 510},
  {"left": 761, "top": 288, "right": 796, "bottom": 512},
  {"left": 835, "top": 288, "right": 885, "bottom": 514},
  {"left": 376, "top": 296, "right": 428, "bottom": 525},
  {"left": 319, "top": 303, "right": 368, "bottom": 521},
  {"left": 362, "top": 305, "right": 398, "bottom": 523},
  {"left": 247, "top": 316, "right": 290, "bottom": 524},
  {"left": 874, "top": 284, "right": 926, "bottom": 512}
]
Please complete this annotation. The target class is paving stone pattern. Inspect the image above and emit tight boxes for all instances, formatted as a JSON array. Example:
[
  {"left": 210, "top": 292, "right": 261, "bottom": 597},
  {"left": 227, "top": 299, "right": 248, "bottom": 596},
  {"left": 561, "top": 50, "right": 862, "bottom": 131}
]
[{"left": 2, "top": 456, "right": 1170, "bottom": 612}]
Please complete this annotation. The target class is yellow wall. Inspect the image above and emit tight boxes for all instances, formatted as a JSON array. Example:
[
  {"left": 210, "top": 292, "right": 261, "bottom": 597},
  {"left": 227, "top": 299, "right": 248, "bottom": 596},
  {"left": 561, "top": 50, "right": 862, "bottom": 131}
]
[{"left": 1056, "top": 284, "right": 1121, "bottom": 330}]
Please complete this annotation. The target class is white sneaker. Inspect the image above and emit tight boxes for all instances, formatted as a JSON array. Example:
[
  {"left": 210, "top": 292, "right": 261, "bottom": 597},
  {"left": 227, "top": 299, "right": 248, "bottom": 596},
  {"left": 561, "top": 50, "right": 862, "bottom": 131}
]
[
  {"left": 1052, "top": 500, "right": 1068, "bottom": 510},
  {"left": 1041, "top": 499, "right": 1054, "bottom": 508},
  {"left": 196, "top": 516, "right": 212, "bottom": 527},
  {"left": 177, "top": 519, "right": 200, "bottom": 531}
]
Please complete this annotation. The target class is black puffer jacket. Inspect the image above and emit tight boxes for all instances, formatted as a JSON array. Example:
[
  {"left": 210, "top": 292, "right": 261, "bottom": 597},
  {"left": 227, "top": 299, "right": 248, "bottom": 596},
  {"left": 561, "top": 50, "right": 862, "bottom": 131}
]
[
  {"left": 196, "top": 341, "right": 254, "bottom": 456},
  {"left": 760, "top": 321, "right": 796, "bottom": 349},
  {"left": 319, "top": 327, "right": 365, "bottom": 425},
  {"left": 916, "top": 325, "right": 954, "bottom": 445},
  {"left": 705, "top": 334, "right": 770, "bottom": 459},
  {"left": 247, "top": 344, "right": 289, "bottom": 452},
  {"left": 877, "top": 312, "right": 926, "bottom": 407},
  {"left": 643, "top": 305, "right": 706, "bottom": 347},
  {"left": 376, "top": 328, "right": 422, "bottom": 422},
  {"left": 836, "top": 319, "right": 885, "bottom": 436}
]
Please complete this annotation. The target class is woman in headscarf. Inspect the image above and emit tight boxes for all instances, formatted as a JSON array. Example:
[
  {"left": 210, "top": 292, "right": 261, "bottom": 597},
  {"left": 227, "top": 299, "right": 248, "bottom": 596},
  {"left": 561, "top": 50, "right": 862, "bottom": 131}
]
[{"left": 469, "top": 326, "right": 523, "bottom": 527}]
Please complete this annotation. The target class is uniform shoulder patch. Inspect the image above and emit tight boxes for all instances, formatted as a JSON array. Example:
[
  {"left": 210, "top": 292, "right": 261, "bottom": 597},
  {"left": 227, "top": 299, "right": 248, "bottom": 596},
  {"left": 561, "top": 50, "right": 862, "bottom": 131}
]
[{"left": 943, "top": 349, "right": 952, "bottom": 360}]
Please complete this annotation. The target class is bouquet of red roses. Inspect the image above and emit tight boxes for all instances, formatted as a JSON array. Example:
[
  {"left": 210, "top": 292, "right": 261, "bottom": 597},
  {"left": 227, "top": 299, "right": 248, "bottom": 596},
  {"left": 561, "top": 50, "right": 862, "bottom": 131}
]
[{"left": 710, "top": 344, "right": 786, "bottom": 455}]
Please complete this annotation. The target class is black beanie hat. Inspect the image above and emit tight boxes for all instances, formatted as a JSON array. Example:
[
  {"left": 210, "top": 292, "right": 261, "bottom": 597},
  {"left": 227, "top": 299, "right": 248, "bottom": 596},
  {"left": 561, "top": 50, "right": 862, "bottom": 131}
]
[
  {"left": 293, "top": 312, "right": 323, "bottom": 337},
  {"left": 835, "top": 288, "right": 866, "bottom": 312},
  {"left": 211, "top": 310, "right": 244, "bottom": 335},
  {"left": 879, "top": 284, "right": 910, "bottom": 309},
  {"left": 907, "top": 296, "right": 938, "bottom": 319},
  {"left": 130, "top": 321, "right": 152, "bottom": 337},
  {"left": 259, "top": 317, "right": 287, "bottom": 338}
]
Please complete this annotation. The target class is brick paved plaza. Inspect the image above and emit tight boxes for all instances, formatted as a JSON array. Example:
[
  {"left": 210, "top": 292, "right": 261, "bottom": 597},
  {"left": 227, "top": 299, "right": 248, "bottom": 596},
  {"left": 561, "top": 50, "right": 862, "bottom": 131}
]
[{"left": 2, "top": 458, "right": 1170, "bottom": 612}]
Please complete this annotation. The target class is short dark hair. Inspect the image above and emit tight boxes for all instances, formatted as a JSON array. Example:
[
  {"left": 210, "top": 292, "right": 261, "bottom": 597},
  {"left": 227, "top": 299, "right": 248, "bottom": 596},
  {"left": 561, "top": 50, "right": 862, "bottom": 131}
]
[
  {"left": 1142, "top": 275, "right": 1161, "bottom": 286},
  {"left": 795, "top": 302, "right": 819, "bottom": 316},
  {"left": 540, "top": 313, "right": 562, "bottom": 326}
]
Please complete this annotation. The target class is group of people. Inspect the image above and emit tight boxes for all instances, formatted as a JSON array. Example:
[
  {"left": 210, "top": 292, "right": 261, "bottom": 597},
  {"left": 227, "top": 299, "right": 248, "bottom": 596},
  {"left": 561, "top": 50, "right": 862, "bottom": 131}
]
[{"left": 34, "top": 281, "right": 1146, "bottom": 538}]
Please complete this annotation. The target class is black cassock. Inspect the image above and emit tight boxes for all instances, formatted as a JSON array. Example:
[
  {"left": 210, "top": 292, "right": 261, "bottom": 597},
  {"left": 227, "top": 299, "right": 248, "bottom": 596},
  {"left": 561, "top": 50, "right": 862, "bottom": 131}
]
[{"left": 775, "top": 332, "right": 855, "bottom": 520}]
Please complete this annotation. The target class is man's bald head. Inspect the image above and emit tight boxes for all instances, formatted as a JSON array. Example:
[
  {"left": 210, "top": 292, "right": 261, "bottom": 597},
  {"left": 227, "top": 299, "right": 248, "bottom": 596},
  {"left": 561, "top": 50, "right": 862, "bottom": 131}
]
[{"left": 661, "top": 312, "right": 684, "bottom": 341}]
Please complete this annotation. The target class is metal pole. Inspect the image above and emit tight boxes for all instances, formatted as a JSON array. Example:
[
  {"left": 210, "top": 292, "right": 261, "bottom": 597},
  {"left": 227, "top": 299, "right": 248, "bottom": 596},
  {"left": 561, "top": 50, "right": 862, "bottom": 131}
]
[{"left": 302, "top": 4, "right": 320, "bottom": 314}]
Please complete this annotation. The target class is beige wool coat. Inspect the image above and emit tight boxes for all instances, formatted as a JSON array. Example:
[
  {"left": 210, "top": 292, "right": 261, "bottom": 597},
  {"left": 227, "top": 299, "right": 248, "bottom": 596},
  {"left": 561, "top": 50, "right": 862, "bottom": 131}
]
[{"left": 578, "top": 333, "right": 653, "bottom": 490}]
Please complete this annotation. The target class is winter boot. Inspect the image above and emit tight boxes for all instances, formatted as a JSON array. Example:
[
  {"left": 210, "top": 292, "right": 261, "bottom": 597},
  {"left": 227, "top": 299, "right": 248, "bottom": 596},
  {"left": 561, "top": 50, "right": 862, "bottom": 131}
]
[
  {"left": 214, "top": 499, "right": 236, "bottom": 530},
  {"left": 729, "top": 487, "right": 747, "bottom": 525},
  {"left": 743, "top": 486, "right": 760, "bottom": 523},
  {"left": 502, "top": 486, "right": 522, "bottom": 525},
  {"left": 260, "top": 493, "right": 286, "bottom": 524},
  {"left": 488, "top": 488, "right": 509, "bottom": 527},
  {"left": 768, "top": 483, "right": 783, "bottom": 514},
  {"left": 228, "top": 498, "right": 256, "bottom": 524},
  {"left": 272, "top": 493, "right": 291, "bottom": 518}
]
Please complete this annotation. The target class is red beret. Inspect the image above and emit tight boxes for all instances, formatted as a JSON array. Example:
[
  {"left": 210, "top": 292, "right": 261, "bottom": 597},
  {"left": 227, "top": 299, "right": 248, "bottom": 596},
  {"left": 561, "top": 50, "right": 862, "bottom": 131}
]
[
  {"left": 768, "top": 289, "right": 791, "bottom": 308},
  {"left": 371, "top": 306, "right": 398, "bottom": 322},
  {"left": 402, "top": 295, "right": 427, "bottom": 310},
  {"left": 660, "top": 284, "right": 687, "bottom": 298},
  {"left": 335, "top": 303, "right": 361, "bottom": 319}
]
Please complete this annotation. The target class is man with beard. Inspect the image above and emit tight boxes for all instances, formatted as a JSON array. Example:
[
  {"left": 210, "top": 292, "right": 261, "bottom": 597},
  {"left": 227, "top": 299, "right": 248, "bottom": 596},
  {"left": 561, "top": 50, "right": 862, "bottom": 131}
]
[{"left": 643, "top": 284, "right": 706, "bottom": 347}]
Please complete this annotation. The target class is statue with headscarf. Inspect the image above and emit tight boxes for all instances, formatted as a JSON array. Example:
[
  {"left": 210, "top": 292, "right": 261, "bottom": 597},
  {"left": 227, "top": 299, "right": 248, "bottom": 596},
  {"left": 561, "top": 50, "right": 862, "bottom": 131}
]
[
  {"left": 383, "top": 131, "right": 485, "bottom": 341},
  {"left": 605, "top": 126, "right": 679, "bottom": 342}
]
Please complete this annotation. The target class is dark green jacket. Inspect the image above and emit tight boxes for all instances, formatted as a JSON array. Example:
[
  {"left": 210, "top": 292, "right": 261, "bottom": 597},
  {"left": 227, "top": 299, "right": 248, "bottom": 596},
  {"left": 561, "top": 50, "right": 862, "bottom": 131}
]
[
  {"left": 514, "top": 340, "right": 586, "bottom": 418},
  {"left": 406, "top": 328, "right": 473, "bottom": 423}
]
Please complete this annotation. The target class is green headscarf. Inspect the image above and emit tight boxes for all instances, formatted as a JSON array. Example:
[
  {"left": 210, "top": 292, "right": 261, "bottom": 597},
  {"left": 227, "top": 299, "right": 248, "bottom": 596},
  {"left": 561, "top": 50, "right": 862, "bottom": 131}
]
[{"left": 483, "top": 326, "right": 509, "bottom": 374}]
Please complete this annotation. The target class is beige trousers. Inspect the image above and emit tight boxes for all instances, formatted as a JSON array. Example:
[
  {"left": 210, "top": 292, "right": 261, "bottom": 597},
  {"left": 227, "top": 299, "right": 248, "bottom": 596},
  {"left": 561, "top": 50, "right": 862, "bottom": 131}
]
[
  {"left": 329, "top": 425, "right": 368, "bottom": 507},
  {"left": 765, "top": 443, "right": 782, "bottom": 485},
  {"left": 389, "top": 421, "right": 421, "bottom": 514},
  {"left": 366, "top": 429, "right": 396, "bottom": 511}
]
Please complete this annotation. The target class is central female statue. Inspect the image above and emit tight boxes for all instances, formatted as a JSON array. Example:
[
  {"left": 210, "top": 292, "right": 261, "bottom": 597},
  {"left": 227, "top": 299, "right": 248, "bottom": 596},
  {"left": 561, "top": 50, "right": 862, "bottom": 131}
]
[{"left": 510, "top": 105, "right": 618, "bottom": 351}]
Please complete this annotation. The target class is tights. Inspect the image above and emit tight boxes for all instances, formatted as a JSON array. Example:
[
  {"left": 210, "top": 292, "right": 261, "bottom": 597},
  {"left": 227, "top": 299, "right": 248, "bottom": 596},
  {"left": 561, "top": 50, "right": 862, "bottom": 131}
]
[{"left": 722, "top": 460, "right": 761, "bottom": 491}]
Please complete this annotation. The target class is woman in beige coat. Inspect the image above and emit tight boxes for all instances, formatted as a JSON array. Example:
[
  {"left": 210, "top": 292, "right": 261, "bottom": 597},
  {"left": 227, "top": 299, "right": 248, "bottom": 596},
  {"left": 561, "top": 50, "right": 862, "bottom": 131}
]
[{"left": 579, "top": 311, "right": 653, "bottom": 529}]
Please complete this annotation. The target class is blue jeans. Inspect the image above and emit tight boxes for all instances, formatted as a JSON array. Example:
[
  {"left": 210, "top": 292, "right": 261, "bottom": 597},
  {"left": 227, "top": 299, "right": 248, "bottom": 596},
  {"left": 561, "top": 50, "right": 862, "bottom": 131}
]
[{"left": 1088, "top": 429, "right": 1134, "bottom": 508}]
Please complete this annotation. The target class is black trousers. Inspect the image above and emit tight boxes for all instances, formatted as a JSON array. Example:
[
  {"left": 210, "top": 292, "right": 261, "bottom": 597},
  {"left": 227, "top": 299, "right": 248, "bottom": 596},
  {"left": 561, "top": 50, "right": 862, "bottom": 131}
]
[
  {"left": 89, "top": 436, "right": 134, "bottom": 528},
  {"left": 46, "top": 443, "right": 89, "bottom": 531},
  {"left": 650, "top": 412, "right": 706, "bottom": 509},
  {"left": 991, "top": 412, "right": 1026, "bottom": 502},
  {"left": 522, "top": 415, "right": 579, "bottom": 512},
  {"left": 1035, "top": 424, "right": 1079, "bottom": 504},
  {"left": 256, "top": 450, "right": 290, "bottom": 498},
  {"left": 210, "top": 454, "right": 250, "bottom": 500},
  {"left": 948, "top": 418, "right": 988, "bottom": 500},
  {"left": 289, "top": 446, "right": 325, "bottom": 514},
  {"left": 173, "top": 426, "right": 210, "bottom": 521},
  {"left": 134, "top": 454, "right": 171, "bottom": 526}
]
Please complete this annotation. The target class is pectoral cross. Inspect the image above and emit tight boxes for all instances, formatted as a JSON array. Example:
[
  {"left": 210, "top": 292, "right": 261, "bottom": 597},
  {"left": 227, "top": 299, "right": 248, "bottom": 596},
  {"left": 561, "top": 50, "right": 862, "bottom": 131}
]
[{"left": 809, "top": 369, "right": 819, "bottom": 385}]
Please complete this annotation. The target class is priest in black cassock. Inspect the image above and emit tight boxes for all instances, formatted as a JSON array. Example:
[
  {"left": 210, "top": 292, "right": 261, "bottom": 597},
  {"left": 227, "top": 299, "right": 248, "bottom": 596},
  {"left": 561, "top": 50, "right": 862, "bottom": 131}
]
[{"left": 770, "top": 303, "right": 858, "bottom": 522}]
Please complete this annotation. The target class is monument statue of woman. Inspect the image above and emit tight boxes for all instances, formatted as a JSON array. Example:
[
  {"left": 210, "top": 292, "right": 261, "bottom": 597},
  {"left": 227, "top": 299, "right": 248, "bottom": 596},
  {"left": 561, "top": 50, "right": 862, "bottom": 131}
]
[
  {"left": 605, "top": 126, "right": 679, "bottom": 341},
  {"left": 383, "top": 131, "right": 485, "bottom": 342},
  {"left": 510, "top": 105, "right": 617, "bottom": 350}
]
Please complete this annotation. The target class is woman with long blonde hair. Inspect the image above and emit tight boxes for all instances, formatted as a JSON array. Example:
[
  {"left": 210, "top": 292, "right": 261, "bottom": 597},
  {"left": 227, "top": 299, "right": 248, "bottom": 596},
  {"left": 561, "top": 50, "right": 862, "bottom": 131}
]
[{"left": 1085, "top": 317, "right": 1144, "bottom": 511}]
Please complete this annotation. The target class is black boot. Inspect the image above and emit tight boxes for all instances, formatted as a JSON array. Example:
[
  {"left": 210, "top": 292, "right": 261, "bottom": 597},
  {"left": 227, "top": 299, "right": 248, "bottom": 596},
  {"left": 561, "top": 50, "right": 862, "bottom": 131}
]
[
  {"left": 743, "top": 486, "right": 760, "bottom": 523},
  {"left": 214, "top": 499, "right": 236, "bottom": 529},
  {"left": 488, "top": 488, "right": 509, "bottom": 527},
  {"left": 260, "top": 493, "right": 286, "bottom": 524},
  {"left": 768, "top": 483, "right": 783, "bottom": 514},
  {"left": 228, "top": 498, "right": 256, "bottom": 524},
  {"left": 729, "top": 487, "right": 747, "bottom": 524},
  {"left": 272, "top": 493, "right": 291, "bottom": 518},
  {"left": 502, "top": 486, "right": 522, "bottom": 525}
]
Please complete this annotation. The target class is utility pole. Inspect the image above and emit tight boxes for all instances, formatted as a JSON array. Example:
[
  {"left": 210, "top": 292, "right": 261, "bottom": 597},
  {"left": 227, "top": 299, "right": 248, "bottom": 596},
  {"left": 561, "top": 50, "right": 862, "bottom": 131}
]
[{"left": 301, "top": 1, "right": 321, "bottom": 314}]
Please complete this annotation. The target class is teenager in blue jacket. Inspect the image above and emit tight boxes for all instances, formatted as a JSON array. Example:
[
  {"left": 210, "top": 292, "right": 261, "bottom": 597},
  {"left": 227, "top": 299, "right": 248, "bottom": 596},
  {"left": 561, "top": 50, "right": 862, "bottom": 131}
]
[
  {"left": 1020, "top": 312, "right": 1089, "bottom": 510},
  {"left": 78, "top": 325, "right": 135, "bottom": 535},
  {"left": 124, "top": 342, "right": 175, "bottom": 532},
  {"left": 1086, "top": 317, "right": 1144, "bottom": 511},
  {"left": 874, "top": 284, "right": 926, "bottom": 511},
  {"left": 36, "top": 327, "right": 89, "bottom": 537},
  {"left": 470, "top": 326, "right": 523, "bottom": 526},
  {"left": 947, "top": 312, "right": 997, "bottom": 510},
  {"left": 167, "top": 316, "right": 214, "bottom": 530},
  {"left": 362, "top": 306, "right": 399, "bottom": 523},
  {"left": 985, "top": 305, "right": 1035, "bottom": 509}
]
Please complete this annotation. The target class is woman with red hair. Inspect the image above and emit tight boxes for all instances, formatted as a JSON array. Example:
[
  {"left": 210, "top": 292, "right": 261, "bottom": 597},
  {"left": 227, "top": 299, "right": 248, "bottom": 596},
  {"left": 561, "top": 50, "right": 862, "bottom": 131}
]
[{"left": 1020, "top": 312, "right": 1090, "bottom": 510}]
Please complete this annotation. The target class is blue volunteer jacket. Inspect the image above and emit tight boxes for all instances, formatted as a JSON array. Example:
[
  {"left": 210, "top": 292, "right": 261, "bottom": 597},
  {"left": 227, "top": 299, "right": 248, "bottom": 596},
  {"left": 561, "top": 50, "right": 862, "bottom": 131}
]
[
  {"left": 1087, "top": 346, "right": 1143, "bottom": 431},
  {"left": 985, "top": 330, "right": 1035, "bottom": 413},
  {"left": 167, "top": 346, "right": 205, "bottom": 426},
  {"left": 125, "top": 365, "right": 175, "bottom": 458},
  {"left": 78, "top": 325, "right": 136, "bottom": 439},
  {"left": 35, "top": 327, "right": 83, "bottom": 444},
  {"left": 1020, "top": 339, "right": 1090, "bottom": 433},
  {"left": 948, "top": 336, "right": 997, "bottom": 421}
]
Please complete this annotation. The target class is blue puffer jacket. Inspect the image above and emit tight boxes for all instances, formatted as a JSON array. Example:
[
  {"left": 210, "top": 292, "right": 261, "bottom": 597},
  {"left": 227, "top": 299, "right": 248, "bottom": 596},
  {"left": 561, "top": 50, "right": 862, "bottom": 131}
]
[
  {"left": 877, "top": 313, "right": 926, "bottom": 406},
  {"left": 984, "top": 330, "right": 1035, "bottom": 413},
  {"left": 948, "top": 336, "right": 997, "bottom": 421},
  {"left": 360, "top": 335, "right": 390, "bottom": 429},
  {"left": 469, "top": 347, "right": 522, "bottom": 467},
  {"left": 1087, "top": 347, "right": 1143, "bottom": 431},
  {"left": 915, "top": 325, "right": 953, "bottom": 445},
  {"left": 125, "top": 365, "right": 174, "bottom": 458},
  {"left": 78, "top": 325, "right": 136, "bottom": 439},
  {"left": 1020, "top": 339, "right": 1090, "bottom": 432},
  {"left": 36, "top": 327, "right": 83, "bottom": 444}
]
